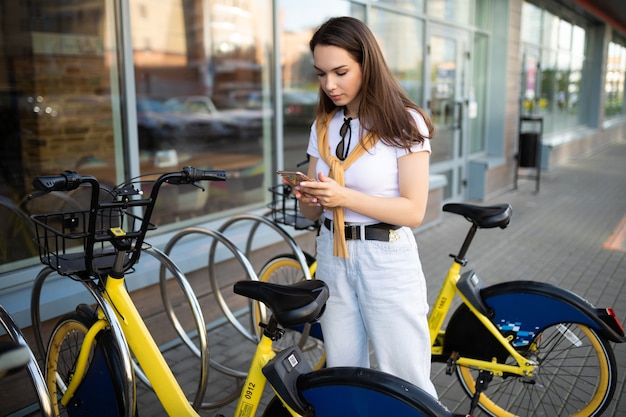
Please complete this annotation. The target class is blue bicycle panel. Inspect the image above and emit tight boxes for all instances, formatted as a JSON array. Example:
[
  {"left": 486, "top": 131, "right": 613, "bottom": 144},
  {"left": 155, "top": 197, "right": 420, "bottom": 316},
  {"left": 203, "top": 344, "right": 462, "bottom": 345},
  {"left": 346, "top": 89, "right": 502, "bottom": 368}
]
[
  {"left": 439, "top": 279, "right": 617, "bottom": 363},
  {"left": 298, "top": 367, "right": 454, "bottom": 417},
  {"left": 486, "top": 292, "right": 597, "bottom": 348}
]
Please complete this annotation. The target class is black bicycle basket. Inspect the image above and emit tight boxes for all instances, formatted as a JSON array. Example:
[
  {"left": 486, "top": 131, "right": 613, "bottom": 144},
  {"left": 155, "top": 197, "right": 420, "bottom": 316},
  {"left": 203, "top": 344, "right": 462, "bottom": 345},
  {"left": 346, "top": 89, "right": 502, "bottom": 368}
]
[
  {"left": 267, "top": 184, "right": 318, "bottom": 231},
  {"left": 31, "top": 202, "right": 154, "bottom": 278}
]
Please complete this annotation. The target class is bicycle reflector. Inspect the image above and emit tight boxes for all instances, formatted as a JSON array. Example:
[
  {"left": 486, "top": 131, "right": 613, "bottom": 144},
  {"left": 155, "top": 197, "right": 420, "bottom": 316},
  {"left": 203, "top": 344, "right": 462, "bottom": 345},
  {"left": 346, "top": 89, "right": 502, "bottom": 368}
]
[{"left": 600, "top": 308, "right": 625, "bottom": 338}]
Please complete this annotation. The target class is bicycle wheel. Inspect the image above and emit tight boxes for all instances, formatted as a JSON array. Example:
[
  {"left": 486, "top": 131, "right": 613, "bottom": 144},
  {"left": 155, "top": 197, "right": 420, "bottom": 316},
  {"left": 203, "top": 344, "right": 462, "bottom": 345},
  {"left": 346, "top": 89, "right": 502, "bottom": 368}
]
[
  {"left": 255, "top": 254, "right": 325, "bottom": 370},
  {"left": 46, "top": 305, "right": 129, "bottom": 417},
  {"left": 456, "top": 322, "right": 616, "bottom": 417}
]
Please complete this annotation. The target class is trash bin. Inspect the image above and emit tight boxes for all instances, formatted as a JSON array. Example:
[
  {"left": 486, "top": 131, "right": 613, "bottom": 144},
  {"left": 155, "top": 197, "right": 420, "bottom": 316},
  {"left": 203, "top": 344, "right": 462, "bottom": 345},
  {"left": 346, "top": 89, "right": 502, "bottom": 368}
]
[
  {"left": 518, "top": 132, "right": 539, "bottom": 167},
  {"left": 515, "top": 115, "right": 543, "bottom": 192}
]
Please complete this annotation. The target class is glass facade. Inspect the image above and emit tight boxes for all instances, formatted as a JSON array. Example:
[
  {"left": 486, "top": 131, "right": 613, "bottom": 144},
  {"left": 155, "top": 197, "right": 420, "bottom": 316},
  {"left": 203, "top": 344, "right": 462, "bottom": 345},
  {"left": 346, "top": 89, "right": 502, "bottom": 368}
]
[
  {"left": 520, "top": 2, "right": 586, "bottom": 134},
  {"left": 129, "top": 0, "right": 272, "bottom": 224},
  {"left": 0, "top": 0, "right": 274, "bottom": 271},
  {"left": 0, "top": 0, "right": 492, "bottom": 270},
  {"left": 606, "top": 38, "right": 626, "bottom": 119}
]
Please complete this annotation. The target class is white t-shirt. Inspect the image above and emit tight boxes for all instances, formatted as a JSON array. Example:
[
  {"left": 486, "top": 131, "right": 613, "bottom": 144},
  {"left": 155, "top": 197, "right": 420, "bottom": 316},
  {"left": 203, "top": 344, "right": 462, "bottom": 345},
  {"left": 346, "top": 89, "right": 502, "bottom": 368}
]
[{"left": 307, "top": 109, "right": 431, "bottom": 224}]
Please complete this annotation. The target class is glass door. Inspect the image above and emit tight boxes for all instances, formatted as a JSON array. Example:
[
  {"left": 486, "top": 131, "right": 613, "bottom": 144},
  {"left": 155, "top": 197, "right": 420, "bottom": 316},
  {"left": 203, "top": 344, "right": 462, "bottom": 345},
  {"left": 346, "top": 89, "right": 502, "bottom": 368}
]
[{"left": 426, "top": 25, "right": 469, "bottom": 201}]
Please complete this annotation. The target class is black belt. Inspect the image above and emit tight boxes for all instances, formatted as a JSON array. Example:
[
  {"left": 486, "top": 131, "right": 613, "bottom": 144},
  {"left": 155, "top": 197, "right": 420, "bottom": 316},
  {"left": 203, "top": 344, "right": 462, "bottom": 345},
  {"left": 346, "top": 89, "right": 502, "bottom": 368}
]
[{"left": 323, "top": 218, "right": 401, "bottom": 242}]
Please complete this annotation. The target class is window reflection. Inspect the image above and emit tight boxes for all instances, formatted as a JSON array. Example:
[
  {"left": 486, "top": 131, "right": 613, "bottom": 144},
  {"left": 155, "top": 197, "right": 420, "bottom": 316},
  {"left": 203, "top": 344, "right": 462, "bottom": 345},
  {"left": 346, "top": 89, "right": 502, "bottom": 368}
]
[
  {"left": 427, "top": 0, "right": 471, "bottom": 24},
  {"left": 0, "top": 0, "right": 119, "bottom": 268},
  {"left": 606, "top": 40, "right": 626, "bottom": 119},
  {"left": 278, "top": 0, "right": 361, "bottom": 170},
  {"left": 130, "top": 0, "right": 271, "bottom": 222},
  {"left": 520, "top": 4, "right": 586, "bottom": 135}
]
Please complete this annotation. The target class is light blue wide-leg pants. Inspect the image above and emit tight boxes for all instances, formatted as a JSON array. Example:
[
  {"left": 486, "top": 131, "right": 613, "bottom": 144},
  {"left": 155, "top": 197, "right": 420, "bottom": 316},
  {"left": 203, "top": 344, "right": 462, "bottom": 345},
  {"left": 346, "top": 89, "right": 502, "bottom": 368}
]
[{"left": 316, "top": 224, "right": 437, "bottom": 399}]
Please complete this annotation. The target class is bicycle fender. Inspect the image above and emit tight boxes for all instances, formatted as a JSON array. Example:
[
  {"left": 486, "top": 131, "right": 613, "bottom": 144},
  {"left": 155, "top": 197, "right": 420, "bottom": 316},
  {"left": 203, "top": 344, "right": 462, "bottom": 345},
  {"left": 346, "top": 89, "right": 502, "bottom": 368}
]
[
  {"left": 298, "top": 367, "right": 459, "bottom": 417},
  {"left": 483, "top": 280, "right": 624, "bottom": 343}
]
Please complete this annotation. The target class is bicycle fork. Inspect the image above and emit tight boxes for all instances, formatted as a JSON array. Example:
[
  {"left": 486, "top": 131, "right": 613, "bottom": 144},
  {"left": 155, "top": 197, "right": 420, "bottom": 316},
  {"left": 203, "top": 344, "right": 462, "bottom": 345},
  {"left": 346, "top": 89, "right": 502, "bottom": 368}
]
[{"left": 58, "top": 316, "right": 108, "bottom": 407}]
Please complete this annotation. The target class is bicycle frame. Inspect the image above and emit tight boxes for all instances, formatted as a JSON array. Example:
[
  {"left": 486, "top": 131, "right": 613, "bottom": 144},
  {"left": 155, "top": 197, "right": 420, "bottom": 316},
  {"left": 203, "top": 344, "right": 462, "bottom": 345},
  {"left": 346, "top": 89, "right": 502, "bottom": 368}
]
[
  {"left": 427, "top": 202, "right": 624, "bottom": 385},
  {"left": 233, "top": 335, "right": 302, "bottom": 417},
  {"left": 427, "top": 262, "right": 536, "bottom": 378},
  {"left": 61, "top": 274, "right": 200, "bottom": 415},
  {"left": 58, "top": 266, "right": 306, "bottom": 417}
]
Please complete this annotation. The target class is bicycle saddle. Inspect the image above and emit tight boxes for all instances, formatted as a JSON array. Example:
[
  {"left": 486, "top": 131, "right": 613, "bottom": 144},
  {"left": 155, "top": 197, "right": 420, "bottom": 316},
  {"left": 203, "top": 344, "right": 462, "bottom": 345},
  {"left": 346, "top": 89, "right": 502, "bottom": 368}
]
[
  {"left": 234, "top": 280, "right": 329, "bottom": 327},
  {"left": 443, "top": 203, "right": 512, "bottom": 229}
]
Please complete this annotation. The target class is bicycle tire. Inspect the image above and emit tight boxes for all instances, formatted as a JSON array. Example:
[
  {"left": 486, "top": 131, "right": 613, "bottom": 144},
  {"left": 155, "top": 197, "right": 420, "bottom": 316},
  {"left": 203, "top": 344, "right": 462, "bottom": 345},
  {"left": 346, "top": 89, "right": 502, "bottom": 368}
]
[
  {"left": 45, "top": 305, "right": 130, "bottom": 417},
  {"left": 255, "top": 254, "right": 325, "bottom": 370},
  {"left": 455, "top": 321, "right": 616, "bottom": 416}
]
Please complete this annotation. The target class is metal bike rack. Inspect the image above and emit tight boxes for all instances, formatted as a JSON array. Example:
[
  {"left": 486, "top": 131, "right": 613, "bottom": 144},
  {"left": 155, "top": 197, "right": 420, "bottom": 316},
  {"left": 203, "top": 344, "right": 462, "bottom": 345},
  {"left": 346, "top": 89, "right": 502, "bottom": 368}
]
[
  {"left": 217, "top": 214, "right": 315, "bottom": 345},
  {"left": 162, "top": 226, "right": 260, "bottom": 409},
  {"left": 0, "top": 305, "right": 54, "bottom": 417},
  {"left": 218, "top": 213, "right": 312, "bottom": 282}
]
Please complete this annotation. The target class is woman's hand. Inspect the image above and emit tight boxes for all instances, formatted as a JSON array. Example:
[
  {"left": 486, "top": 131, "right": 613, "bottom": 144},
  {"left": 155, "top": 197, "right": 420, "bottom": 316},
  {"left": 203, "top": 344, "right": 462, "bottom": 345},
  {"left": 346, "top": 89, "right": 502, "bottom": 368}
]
[{"left": 297, "top": 172, "right": 343, "bottom": 209}]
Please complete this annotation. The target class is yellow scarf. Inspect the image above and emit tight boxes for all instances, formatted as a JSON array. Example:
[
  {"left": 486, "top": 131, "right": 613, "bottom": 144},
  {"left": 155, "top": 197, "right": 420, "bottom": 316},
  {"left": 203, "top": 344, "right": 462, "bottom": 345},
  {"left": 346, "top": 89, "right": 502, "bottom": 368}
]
[{"left": 316, "top": 109, "right": 379, "bottom": 258}]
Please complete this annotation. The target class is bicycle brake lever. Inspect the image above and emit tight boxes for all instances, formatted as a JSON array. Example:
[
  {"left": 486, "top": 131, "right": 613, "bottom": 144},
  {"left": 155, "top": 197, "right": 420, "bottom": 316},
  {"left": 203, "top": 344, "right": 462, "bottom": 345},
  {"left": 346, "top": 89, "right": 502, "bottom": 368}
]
[
  {"left": 26, "top": 190, "right": 49, "bottom": 200},
  {"left": 191, "top": 182, "right": 205, "bottom": 192}
]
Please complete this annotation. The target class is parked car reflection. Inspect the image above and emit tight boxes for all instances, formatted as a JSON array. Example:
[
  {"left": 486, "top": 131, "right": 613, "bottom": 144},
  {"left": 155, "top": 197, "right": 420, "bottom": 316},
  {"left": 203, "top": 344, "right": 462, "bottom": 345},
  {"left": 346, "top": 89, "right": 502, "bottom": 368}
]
[
  {"left": 164, "top": 95, "right": 266, "bottom": 141},
  {"left": 136, "top": 97, "right": 237, "bottom": 152},
  {"left": 283, "top": 90, "right": 317, "bottom": 127}
]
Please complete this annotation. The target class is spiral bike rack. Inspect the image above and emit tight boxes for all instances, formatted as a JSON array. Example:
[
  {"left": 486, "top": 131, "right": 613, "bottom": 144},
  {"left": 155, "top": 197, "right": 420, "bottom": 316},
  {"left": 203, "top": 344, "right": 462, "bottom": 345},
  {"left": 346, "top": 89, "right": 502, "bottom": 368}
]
[
  {"left": 161, "top": 226, "right": 260, "bottom": 409},
  {"left": 0, "top": 304, "right": 54, "bottom": 417}
]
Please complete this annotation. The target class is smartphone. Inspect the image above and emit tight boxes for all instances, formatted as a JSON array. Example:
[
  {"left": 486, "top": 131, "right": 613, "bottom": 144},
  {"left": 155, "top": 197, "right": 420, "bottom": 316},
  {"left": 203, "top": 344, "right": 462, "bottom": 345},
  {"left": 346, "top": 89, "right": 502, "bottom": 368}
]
[{"left": 276, "top": 170, "right": 314, "bottom": 186}]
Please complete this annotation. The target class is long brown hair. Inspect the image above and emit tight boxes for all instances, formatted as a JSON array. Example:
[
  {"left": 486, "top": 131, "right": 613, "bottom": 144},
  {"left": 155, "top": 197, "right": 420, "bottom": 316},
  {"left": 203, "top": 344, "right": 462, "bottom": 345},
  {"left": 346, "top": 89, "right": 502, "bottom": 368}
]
[{"left": 309, "top": 16, "right": 434, "bottom": 149}]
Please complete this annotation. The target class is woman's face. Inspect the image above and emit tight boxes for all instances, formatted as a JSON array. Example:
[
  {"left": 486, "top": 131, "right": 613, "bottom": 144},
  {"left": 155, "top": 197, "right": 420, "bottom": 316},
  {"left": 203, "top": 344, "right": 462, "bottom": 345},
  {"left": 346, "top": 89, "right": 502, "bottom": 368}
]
[{"left": 313, "top": 45, "right": 363, "bottom": 117}]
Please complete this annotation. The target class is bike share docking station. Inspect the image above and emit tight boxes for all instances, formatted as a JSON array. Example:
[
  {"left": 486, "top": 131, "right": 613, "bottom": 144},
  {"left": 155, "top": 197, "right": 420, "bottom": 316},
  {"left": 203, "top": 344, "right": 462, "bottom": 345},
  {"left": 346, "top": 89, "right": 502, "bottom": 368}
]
[{"left": 514, "top": 115, "right": 543, "bottom": 193}]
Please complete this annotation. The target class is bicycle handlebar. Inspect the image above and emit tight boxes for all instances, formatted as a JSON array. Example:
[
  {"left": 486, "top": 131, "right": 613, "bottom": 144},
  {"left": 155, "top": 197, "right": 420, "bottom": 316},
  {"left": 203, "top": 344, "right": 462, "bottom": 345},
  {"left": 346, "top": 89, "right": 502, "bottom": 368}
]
[
  {"left": 31, "top": 166, "right": 226, "bottom": 194},
  {"left": 172, "top": 166, "right": 226, "bottom": 184},
  {"left": 29, "top": 166, "right": 228, "bottom": 278}
]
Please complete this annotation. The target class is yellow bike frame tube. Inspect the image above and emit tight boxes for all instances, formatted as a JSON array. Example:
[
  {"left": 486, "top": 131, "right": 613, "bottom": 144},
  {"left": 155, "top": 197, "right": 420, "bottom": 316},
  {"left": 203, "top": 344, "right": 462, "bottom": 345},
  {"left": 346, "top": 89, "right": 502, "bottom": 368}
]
[
  {"left": 234, "top": 335, "right": 302, "bottom": 417},
  {"left": 455, "top": 291, "right": 536, "bottom": 377},
  {"left": 234, "top": 336, "right": 273, "bottom": 417},
  {"left": 455, "top": 357, "right": 532, "bottom": 377},
  {"left": 61, "top": 319, "right": 108, "bottom": 407},
  {"left": 428, "top": 262, "right": 462, "bottom": 344},
  {"left": 104, "top": 277, "right": 199, "bottom": 416}
]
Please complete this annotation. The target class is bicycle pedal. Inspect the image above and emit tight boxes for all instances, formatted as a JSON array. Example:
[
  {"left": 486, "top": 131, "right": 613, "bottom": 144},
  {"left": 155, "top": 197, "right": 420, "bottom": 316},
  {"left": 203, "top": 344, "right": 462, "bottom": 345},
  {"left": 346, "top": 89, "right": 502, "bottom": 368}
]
[{"left": 445, "top": 351, "right": 459, "bottom": 375}]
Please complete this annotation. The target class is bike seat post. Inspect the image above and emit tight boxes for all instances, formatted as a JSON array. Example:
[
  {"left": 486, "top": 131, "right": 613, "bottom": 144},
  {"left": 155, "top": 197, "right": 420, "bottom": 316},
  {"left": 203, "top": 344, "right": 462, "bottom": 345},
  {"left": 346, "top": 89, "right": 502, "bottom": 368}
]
[{"left": 454, "top": 223, "right": 478, "bottom": 265}]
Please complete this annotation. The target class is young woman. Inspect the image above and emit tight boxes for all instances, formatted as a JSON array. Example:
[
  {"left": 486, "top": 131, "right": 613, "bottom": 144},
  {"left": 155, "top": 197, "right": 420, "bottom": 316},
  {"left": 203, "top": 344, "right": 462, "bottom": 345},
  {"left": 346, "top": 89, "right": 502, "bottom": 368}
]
[{"left": 291, "top": 16, "right": 437, "bottom": 398}]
